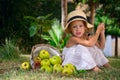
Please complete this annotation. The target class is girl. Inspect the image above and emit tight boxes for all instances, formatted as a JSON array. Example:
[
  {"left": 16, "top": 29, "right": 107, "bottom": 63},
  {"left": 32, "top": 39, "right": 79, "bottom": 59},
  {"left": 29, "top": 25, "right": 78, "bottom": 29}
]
[{"left": 62, "top": 9, "right": 110, "bottom": 72}]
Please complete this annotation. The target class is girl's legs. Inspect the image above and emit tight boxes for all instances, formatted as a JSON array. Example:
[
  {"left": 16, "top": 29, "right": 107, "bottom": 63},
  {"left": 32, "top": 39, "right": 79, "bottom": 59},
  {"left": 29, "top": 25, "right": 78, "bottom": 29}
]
[
  {"left": 103, "top": 62, "right": 111, "bottom": 68},
  {"left": 92, "top": 66, "right": 102, "bottom": 72}
]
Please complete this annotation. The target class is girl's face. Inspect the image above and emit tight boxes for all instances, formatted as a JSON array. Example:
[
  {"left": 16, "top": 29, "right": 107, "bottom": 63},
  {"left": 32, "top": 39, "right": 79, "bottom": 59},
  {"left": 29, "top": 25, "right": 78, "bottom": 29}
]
[{"left": 69, "top": 20, "right": 86, "bottom": 38}]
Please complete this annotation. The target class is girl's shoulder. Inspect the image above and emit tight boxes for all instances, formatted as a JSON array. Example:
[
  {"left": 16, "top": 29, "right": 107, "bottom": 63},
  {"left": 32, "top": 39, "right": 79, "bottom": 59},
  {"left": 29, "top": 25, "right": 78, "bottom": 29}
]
[{"left": 65, "top": 36, "right": 77, "bottom": 48}]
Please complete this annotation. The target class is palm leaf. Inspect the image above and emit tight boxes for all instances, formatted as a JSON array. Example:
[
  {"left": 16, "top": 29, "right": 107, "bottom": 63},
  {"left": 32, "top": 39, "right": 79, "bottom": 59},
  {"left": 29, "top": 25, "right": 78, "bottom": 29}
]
[
  {"left": 48, "top": 30, "right": 58, "bottom": 46},
  {"left": 41, "top": 34, "right": 52, "bottom": 41},
  {"left": 41, "top": 34, "right": 56, "bottom": 46},
  {"left": 51, "top": 19, "right": 63, "bottom": 43}
]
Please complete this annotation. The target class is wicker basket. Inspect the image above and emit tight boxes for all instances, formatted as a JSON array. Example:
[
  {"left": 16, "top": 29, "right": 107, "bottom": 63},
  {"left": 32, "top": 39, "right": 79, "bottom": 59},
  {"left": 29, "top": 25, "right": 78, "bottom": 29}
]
[{"left": 30, "top": 44, "right": 62, "bottom": 69}]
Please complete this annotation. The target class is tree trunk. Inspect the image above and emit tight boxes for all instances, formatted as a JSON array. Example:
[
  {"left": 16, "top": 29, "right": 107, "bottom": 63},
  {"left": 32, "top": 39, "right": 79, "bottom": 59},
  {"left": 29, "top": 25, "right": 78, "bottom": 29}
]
[
  {"left": 90, "top": 3, "right": 95, "bottom": 24},
  {"left": 89, "top": 0, "right": 96, "bottom": 33},
  {"left": 115, "top": 36, "right": 118, "bottom": 57},
  {"left": 61, "top": 0, "right": 67, "bottom": 28}
]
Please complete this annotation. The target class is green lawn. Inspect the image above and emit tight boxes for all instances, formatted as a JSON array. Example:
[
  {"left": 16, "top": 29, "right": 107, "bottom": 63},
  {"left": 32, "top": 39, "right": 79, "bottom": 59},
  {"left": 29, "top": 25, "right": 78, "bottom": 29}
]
[{"left": 0, "top": 55, "right": 120, "bottom": 80}]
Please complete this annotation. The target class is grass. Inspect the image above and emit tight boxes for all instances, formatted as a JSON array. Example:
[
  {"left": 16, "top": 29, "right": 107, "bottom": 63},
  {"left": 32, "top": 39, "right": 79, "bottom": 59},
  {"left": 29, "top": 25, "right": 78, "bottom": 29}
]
[{"left": 0, "top": 55, "right": 120, "bottom": 80}]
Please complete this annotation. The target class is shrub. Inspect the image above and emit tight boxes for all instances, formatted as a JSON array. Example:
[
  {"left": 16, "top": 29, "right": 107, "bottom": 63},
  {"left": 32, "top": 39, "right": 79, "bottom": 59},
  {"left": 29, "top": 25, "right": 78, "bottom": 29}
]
[{"left": 0, "top": 38, "right": 21, "bottom": 60}]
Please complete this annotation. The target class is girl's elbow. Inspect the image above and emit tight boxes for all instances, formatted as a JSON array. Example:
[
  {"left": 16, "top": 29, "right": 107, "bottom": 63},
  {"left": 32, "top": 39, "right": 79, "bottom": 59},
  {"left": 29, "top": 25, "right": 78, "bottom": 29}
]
[{"left": 100, "top": 45, "right": 105, "bottom": 50}]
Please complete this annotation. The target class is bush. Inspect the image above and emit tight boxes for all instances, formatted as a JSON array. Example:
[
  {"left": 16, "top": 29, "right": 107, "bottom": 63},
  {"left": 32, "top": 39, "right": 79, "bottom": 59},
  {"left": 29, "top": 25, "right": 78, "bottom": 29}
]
[{"left": 0, "top": 38, "right": 21, "bottom": 60}]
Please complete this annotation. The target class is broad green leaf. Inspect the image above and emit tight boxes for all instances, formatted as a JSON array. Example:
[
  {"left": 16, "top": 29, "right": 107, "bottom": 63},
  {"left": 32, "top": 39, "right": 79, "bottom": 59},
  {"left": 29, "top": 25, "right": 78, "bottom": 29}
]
[{"left": 29, "top": 23, "right": 37, "bottom": 37}]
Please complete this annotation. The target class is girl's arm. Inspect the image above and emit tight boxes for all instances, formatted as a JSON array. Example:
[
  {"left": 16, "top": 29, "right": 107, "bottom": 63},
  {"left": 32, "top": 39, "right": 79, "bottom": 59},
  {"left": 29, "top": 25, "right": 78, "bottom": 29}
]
[{"left": 95, "top": 28, "right": 105, "bottom": 50}]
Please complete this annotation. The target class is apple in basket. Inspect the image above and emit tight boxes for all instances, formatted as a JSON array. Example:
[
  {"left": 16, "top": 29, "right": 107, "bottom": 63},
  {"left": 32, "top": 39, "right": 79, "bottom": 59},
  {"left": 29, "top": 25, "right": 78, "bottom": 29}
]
[
  {"left": 34, "top": 57, "right": 41, "bottom": 69},
  {"left": 50, "top": 56, "right": 62, "bottom": 65},
  {"left": 34, "top": 56, "right": 41, "bottom": 62},
  {"left": 53, "top": 64, "right": 63, "bottom": 73},
  {"left": 40, "top": 65, "right": 52, "bottom": 73},
  {"left": 39, "top": 50, "right": 50, "bottom": 59},
  {"left": 20, "top": 62, "right": 30, "bottom": 70},
  {"left": 41, "top": 59, "right": 51, "bottom": 66}
]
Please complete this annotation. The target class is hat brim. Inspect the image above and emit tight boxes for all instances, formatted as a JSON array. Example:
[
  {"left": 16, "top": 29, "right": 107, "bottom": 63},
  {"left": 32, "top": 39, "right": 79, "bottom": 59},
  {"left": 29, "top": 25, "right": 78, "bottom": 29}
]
[{"left": 64, "top": 18, "right": 93, "bottom": 33}]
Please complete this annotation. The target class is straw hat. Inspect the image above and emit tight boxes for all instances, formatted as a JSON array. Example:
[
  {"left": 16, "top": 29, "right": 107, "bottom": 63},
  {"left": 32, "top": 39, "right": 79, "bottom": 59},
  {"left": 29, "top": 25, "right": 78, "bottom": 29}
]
[{"left": 64, "top": 9, "right": 93, "bottom": 33}]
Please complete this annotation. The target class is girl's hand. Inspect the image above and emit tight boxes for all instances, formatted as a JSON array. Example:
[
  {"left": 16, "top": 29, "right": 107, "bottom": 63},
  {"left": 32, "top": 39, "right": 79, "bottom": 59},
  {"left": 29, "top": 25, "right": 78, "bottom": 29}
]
[
  {"left": 100, "top": 23, "right": 105, "bottom": 34},
  {"left": 96, "top": 23, "right": 105, "bottom": 33}
]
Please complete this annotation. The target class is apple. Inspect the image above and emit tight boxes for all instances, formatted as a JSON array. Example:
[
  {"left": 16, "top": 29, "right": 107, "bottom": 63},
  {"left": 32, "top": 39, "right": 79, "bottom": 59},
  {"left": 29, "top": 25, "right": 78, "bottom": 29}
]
[
  {"left": 34, "top": 57, "right": 41, "bottom": 62},
  {"left": 40, "top": 66, "right": 52, "bottom": 73},
  {"left": 50, "top": 56, "right": 62, "bottom": 65},
  {"left": 53, "top": 64, "right": 63, "bottom": 73},
  {"left": 34, "top": 61, "right": 41, "bottom": 69},
  {"left": 39, "top": 50, "right": 50, "bottom": 59},
  {"left": 41, "top": 59, "right": 50, "bottom": 66},
  {"left": 33, "top": 57, "right": 41, "bottom": 69},
  {"left": 62, "top": 67, "right": 74, "bottom": 75},
  {"left": 64, "top": 63, "right": 76, "bottom": 72},
  {"left": 21, "top": 62, "right": 30, "bottom": 70}
]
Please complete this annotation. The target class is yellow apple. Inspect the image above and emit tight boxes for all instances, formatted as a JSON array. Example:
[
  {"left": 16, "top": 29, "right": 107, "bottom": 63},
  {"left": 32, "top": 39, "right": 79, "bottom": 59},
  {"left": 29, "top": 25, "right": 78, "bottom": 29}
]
[{"left": 21, "top": 62, "right": 30, "bottom": 70}]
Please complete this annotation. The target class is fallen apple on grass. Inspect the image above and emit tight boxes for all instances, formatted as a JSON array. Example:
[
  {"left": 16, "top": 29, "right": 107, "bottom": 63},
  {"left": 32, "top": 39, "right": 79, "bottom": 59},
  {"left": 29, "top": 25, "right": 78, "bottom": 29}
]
[
  {"left": 64, "top": 63, "right": 76, "bottom": 73},
  {"left": 53, "top": 64, "right": 63, "bottom": 73},
  {"left": 62, "top": 67, "right": 74, "bottom": 75},
  {"left": 40, "top": 65, "right": 52, "bottom": 73},
  {"left": 20, "top": 62, "right": 30, "bottom": 70}
]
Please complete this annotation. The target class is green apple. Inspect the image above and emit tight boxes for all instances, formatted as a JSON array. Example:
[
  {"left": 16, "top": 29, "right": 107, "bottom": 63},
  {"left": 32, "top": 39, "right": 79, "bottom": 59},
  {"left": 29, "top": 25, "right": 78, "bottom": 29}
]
[
  {"left": 41, "top": 59, "right": 50, "bottom": 66},
  {"left": 62, "top": 67, "right": 73, "bottom": 75},
  {"left": 21, "top": 62, "right": 30, "bottom": 70},
  {"left": 39, "top": 50, "right": 50, "bottom": 59},
  {"left": 64, "top": 63, "right": 76, "bottom": 72},
  {"left": 53, "top": 64, "right": 63, "bottom": 73},
  {"left": 40, "top": 65, "right": 52, "bottom": 73},
  {"left": 50, "top": 56, "right": 62, "bottom": 65}
]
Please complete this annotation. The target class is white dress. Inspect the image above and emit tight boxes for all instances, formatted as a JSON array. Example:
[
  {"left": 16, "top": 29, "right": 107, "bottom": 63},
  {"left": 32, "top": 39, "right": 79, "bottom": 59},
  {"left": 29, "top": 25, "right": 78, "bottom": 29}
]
[{"left": 62, "top": 44, "right": 109, "bottom": 70}]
